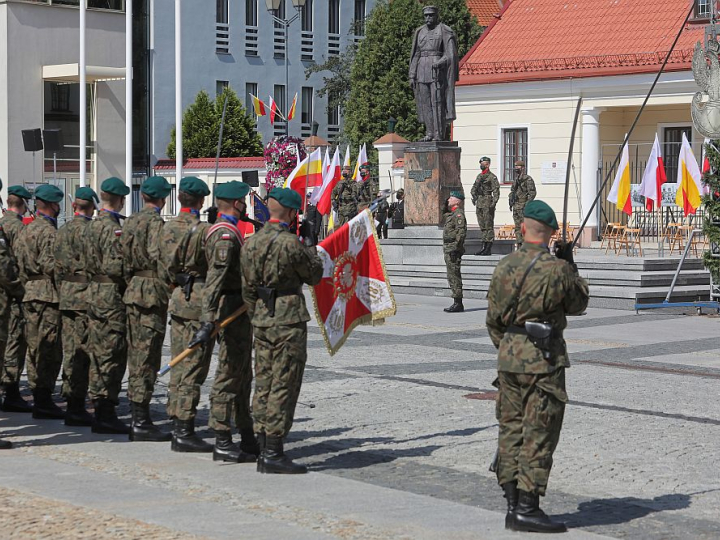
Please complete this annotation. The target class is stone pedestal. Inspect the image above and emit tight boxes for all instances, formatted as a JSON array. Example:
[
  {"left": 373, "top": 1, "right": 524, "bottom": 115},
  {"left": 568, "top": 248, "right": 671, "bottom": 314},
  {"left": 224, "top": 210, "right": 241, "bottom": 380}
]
[{"left": 403, "top": 142, "right": 462, "bottom": 226}]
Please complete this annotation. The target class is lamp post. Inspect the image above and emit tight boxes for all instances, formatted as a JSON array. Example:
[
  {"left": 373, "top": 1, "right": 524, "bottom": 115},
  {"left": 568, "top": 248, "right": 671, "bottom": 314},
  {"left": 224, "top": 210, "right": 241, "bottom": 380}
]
[{"left": 265, "top": 0, "right": 306, "bottom": 136}]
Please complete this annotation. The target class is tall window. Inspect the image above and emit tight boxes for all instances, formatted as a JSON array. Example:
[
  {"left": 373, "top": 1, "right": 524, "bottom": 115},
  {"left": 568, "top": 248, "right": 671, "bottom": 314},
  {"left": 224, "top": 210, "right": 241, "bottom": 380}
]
[
  {"left": 301, "top": 87, "right": 314, "bottom": 124},
  {"left": 301, "top": 0, "right": 313, "bottom": 31},
  {"left": 328, "top": 0, "right": 340, "bottom": 34},
  {"left": 695, "top": 0, "right": 711, "bottom": 18},
  {"left": 246, "top": 0, "right": 258, "bottom": 25},
  {"left": 216, "top": 80, "right": 229, "bottom": 97},
  {"left": 217, "top": 0, "right": 229, "bottom": 24},
  {"left": 50, "top": 83, "right": 70, "bottom": 112},
  {"left": 274, "top": 0, "right": 286, "bottom": 28},
  {"left": 663, "top": 126, "right": 692, "bottom": 184},
  {"left": 246, "top": 82, "right": 258, "bottom": 115},
  {"left": 354, "top": 0, "right": 366, "bottom": 36},
  {"left": 274, "top": 85, "right": 287, "bottom": 116},
  {"left": 327, "top": 92, "right": 340, "bottom": 126},
  {"left": 502, "top": 128, "right": 528, "bottom": 183}
]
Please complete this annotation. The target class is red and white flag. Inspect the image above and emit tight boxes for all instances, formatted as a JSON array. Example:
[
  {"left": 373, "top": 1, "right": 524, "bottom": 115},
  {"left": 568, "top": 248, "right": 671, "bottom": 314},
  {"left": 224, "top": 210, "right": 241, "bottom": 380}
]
[
  {"left": 313, "top": 146, "right": 342, "bottom": 215},
  {"left": 268, "top": 95, "right": 279, "bottom": 125},
  {"left": 638, "top": 134, "right": 667, "bottom": 211},
  {"left": 312, "top": 210, "right": 397, "bottom": 355}
]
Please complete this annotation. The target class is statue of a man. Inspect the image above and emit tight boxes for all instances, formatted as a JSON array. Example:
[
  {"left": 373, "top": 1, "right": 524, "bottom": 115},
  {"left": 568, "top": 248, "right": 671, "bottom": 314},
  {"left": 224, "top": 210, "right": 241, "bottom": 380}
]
[{"left": 409, "top": 6, "right": 459, "bottom": 142}]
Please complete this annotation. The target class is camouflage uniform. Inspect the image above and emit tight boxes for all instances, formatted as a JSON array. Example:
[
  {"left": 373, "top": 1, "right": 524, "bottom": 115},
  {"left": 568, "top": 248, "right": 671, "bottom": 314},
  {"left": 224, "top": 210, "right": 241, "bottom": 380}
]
[
  {"left": 55, "top": 214, "right": 92, "bottom": 402},
  {"left": 85, "top": 210, "right": 127, "bottom": 405},
  {"left": 471, "top": 171, "right": 500, "bottom": 242},
  {"left": 486, "top": 243, "right": 589, "bottom": 496},
  {"left": 241, "top": 221, "right": 323, "bottom": 438},
  {"left": 510, "top": 175, "right": 537, "bottom": 243},
  {"left": 17, "top": 215, "right": 62, "bottom": 394},
  {"left": 122, "top": 206, "right": 169, "bottom": 407},
  {"left": 0, "top": 211, "right": 26, "bottom": 389},
  {"left": 355, "top": 178, "right": 379, "bottom": 212},
  {"left": 442, "top": 205, "right": 467, "bottom": 299},
  {"left": 0, "top": 224, "right": 24, "bottom": 379},
  {"left": 331, "top": 178, "right": 357, "bottom": 226}
]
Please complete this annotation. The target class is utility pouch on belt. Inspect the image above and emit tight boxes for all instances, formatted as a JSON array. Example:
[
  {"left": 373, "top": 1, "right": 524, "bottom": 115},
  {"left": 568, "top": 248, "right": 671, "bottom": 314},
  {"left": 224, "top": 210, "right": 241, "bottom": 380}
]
[
  {"left": 257, "top": 286, "right": 277, "bottom": 317},
  {"left": 175, "top": 273, "right": 193, "bottom": 301},
  {"left": 524, "top": 321, "right": 554, "bottom": 361}
]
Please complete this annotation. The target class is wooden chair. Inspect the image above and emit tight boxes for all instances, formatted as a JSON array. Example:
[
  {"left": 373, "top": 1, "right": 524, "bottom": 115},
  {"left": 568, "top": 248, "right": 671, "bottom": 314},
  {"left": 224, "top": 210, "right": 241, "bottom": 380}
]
[
  {"left": 617, "top": 227, "right": 643, "bottom": 257},
  {"left": 670, "top": 225, "right": 693, "bottom": 255},
  {"left": 600, "top": 222, "right": 619, "bottom": 250},
  {"left": 662, "top": 222, "right": 682, "bottom": 251},
  {"left": 605, "top": 225, "right": 626, "bottom": 255}
]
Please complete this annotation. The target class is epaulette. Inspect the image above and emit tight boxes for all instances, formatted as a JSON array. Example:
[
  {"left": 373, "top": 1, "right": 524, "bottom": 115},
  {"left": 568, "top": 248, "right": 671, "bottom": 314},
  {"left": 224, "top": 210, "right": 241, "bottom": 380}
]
[{"left": 205, "top": 222, "right": 243, "bottom": 245}]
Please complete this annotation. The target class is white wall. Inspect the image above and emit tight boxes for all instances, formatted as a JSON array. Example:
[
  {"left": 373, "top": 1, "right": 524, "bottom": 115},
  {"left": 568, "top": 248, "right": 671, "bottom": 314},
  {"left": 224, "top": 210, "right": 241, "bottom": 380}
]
[{"left": 96, "top": 80, "right": 126, "bottom": 181}]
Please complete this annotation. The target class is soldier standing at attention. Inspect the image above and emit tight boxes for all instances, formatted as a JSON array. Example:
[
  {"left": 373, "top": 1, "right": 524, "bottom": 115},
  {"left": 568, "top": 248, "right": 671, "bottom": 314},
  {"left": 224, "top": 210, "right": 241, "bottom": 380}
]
[
  {"left": 241, "top": 188, "right": 323, "bottom": 474},
  {"left": 509, "top": 160, "right": 536, "bottom": 246},
  {"left": 55, "top": 187, "right": 98, "bottom": 427},
  {"left": 17, "top": 184, "right": 65, "bottom": 419},
  {"left": 355, "top": 164, "right": 378, "bottom": 212},
  {"left": 85, "top": 177, "right": 131, "bottom": 434},
  {"left": 161, "top": 177, "right": 214, "bottom": 453},
  {"left": 471, "top": 157, "right": 500, "bottom": 256},
  {"left": 188, "top": 180, "right": 258, "bottom": 463},
  {"left": 0, "top": 185, "right": 32, "bottom": 413},
  {"left": 121, "top": 176, "right": 173, "bottom": 442},
  {"left": 442, "top": 190, "right": 467, "bottom": 314},
  {"left": 331, "top": 165, "right": 357, "bottom": 226},
  {"left": 486, "top": 201, "right": 588, "bottom": 534}
]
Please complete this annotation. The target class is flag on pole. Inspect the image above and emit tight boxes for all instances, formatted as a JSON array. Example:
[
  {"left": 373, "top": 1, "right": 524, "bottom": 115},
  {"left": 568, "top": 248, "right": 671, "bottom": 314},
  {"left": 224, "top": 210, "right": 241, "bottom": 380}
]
[
  {"left": 638, "top": 134, "right": 667, "bottom": 211},
  {"left": 311, "top": 209, "right": 397, "bottom": 356},
  {"left": 675, "top": 133, "right": 703, "bottom": 216},
  {"left": 252, "top": 192, "right": 270, "bottom": 223},
  {"left": 283, "top": 147, "right": 324, "bottom": 206},
  {"left": 313, "top": 147, "right": 342, "bottom": 215},
  {"left": 352, "top": 143, "right": 368, "bottom": 181},
  {"left": 269, "top": 95, "right": 279, "bottom": 125},
  {"left": 702, "top": 137, "right": 711, "bottom": 175},
  {"left": 322, "top": 146, "right": 330, "bottom": 175},
  {"left": 607, "top": 141, "right": 632, "bottom": 216},
  {"left": 287, "top": 93, "right": 298, "bottom": 121},
  {"left": 249, "top": 94, "right": 267, "bottom": 117},
  {"left": 343, "top": 145, "right": 351, "bottom": 168}
]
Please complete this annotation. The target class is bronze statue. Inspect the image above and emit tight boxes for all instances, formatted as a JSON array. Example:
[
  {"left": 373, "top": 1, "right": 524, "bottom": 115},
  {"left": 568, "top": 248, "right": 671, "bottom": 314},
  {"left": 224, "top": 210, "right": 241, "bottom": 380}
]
[{"left": 409, "top": 6, "right": 459, "bottom": 142}]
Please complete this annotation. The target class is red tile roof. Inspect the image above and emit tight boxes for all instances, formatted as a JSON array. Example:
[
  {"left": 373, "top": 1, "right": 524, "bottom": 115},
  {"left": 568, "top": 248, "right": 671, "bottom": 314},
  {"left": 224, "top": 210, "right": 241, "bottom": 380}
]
[
  {"left": 466, "top": 0, "right": 504, "bottom": 27},
  {"left": 459, "top": 0, "right": 703, "bottom": 86},
  {"left": 154, "top": 157, "right": 265, "bottom": 171}
]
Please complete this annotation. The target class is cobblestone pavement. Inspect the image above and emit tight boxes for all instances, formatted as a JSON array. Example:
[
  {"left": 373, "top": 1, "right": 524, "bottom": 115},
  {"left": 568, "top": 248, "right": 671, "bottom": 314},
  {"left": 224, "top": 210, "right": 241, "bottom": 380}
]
[{"left": 0, "top": 293, "right": 718, "bottom": 539}]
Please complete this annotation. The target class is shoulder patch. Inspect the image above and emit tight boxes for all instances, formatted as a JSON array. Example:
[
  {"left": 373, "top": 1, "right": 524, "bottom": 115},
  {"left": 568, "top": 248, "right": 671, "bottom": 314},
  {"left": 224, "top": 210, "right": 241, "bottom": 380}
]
[
  {"left": 115, "top": 229, "right": 122, "bottom": 237},
  {"left": 221, "top": 233, "right": 232, "bottom": 239}
]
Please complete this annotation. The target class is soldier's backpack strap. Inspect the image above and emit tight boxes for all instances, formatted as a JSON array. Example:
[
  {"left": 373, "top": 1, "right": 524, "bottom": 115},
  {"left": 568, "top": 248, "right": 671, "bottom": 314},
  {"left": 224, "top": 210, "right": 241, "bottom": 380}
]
[
  {"left": 205, "top": 221, "right": 244, "bottom": 246},
  {"left": 506, "top": 251, "right": 546, "bottom": 326}
]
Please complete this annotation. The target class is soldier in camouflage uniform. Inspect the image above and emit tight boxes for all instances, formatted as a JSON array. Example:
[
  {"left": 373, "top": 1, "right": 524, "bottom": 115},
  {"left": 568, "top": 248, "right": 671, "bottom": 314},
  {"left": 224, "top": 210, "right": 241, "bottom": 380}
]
[
  {"left": 122, "top": 176, "right": 173, "bottom": 442},
  {"left": 509, "top": 160, "right": 537, "bottom": 245},
  {"left": 331, "top": 166, "right": 357, "bottom": 226},
  {"left": 55, "top": 187, "right": 98, "bottom": 427},
  {"left": 85, "top": 177, "right": 131, "bottom": 434},
  {"left": 17, "top": 184, "right": 65, "bottom": 419},
  {"left": 471, "top": 157, "right": 500, "bottom": 256},
  {"left": 161, "top": 177, "right": 214, "bottom": 453},
  {"left": 355, "top": 164, "right": 379, "bottom": 212},
  {"left": 0, "top": 185, "right": 32, "bottom": 413},
  {"left": 442, "top": 190, "right": 467, "bottom": 313},
  {"left": 486, "top": 200, "right": 588, "bottom": 534},
  {"left": 189, "top": 180, "right": 258, "bottom": 463},
  {"left": 241, "top": 187, "right": 323, "bottom": 474}
]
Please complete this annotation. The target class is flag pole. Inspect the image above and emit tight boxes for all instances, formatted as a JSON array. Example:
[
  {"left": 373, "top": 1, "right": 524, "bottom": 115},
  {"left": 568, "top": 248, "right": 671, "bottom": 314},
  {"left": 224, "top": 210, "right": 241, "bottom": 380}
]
[
  {"left": 125, "top": 0, "right": 133, "bottom": 204},
  {"left": 79, "top": 0, "right": 86, "bottom": 187},
  {"left": 175, "top": 0, "right": 183, "bottom": 192}
]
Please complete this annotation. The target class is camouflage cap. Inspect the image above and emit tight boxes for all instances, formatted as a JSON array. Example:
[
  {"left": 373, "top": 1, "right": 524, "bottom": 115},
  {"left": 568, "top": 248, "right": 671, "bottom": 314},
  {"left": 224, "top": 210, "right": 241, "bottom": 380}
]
[
  {"left": 34, "top": 184, "right": 64, "bottom": 203},
  {"left": 449, "top": 190, "right": 465, "bottom": 200},
  {"left": 215, "top": 180, "right": 250, "bottom": 200},
  {"left": 141, "top": 176, "right": 172, "bottom": 199},
  {"left": 8, "top": 185, "right": 32, "bottom": 200},
  {"left": 75, "top": 186, "right": 99, "bottom": 202},
  {"left": 179, "top": 176, "right": 210, "bottom": 197},
  {"left": 523, "top": 200, "right": 559, "bottom": 230},
  {"left": 268, "top": 187, "right": 302, "bottom": 210},
  {"left": 101, "top": 177, "right": 130, "bottom": 196}
]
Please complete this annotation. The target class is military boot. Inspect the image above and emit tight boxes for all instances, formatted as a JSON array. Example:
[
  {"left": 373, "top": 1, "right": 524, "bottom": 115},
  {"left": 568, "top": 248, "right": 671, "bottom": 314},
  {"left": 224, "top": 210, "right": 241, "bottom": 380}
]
[
  {"left": 213, "top": 431, "right": 257, "bottom": 463},
  {"left": 0, "top": 438, "right": 11, "bottom": 449},
  {"left": 257, "top": 436, "right": 307, "bottom": 474},
  {"left": 443, "top": 298, "right": 464, "bottom": 313},
  {"left": 32, "top": 389, "right": 65, "bottom": 420},
  {"left": 502, "top": 481, "right": 519, "bottom": 529},
  {"left": 482, "top": 242, "right": 494, "bottom": 256},
  {"left": 171, "top": 418, "right": 213, "bottom": 453},
  {"left": 239, "top": 427, "right": 261, "bottom": 457},
  {"left": 2, "top": 382, "right": 32, "bottom": 413},
  {"left": 474, "top": 242, "right": 487, "bottom": 256},
  {"left": 129, "top": 402, "right": 172, "bottom": 442},
  {"left": 91, "top": 399, "right": 131, "bottom": 435},
  {"left": 64, "top": 397, "right": 93, "bottom": 427},
  {"left": 511, "top": 490, "right": 567, "bottom": 533}
]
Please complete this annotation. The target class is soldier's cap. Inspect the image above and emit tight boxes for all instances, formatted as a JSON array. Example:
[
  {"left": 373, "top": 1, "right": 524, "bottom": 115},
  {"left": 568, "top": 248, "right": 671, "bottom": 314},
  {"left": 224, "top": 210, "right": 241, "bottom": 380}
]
[
  {"left": 268, "top": 187, "right": 302, "bottom": 210},
  {"left": 359, "top": 163, "right": 371, "bottom": 171},
  {"left": 215, "top": 180, "right": 250, "bottom": 200},
  {"left": 179, "top": 176, "right": 210, "bottom": 197},
  {"left": 141, "top": 176, "right": 172, "bottom": 199},
  {"left": 523, "top": 200, "right": 559, "bottom": 230},
  {"left": 514, "top": 160, "right": 525, "bottom": 167},
  {"left": 449, "top": 190, "right": 465, "bottom": 200},
  {"left": 101, "top": 177, "right": 130, "bottom": 196},
  {"left": 397, "top": 188, "right": 405, "bottom": 194},
  {"left": 8, "top": 185, "right": 32, "bottom": 200},
  {"left": 480, "top": 156, "right": 491, "bottom": 163},
  {"left": 423, "top": 5, "right": 438, "bottom": 14},
  {"left": 75, "top": 186, "right": 99, "bottom": 203},
  {"left": 34, "top": 184, "right": 64, "bottom": 203}
]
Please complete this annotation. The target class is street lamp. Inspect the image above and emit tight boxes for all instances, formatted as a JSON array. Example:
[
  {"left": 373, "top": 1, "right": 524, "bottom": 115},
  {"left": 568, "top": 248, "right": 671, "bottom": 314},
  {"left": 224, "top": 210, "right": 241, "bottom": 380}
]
[{"left": 266, "top": 0, "right": 306, "bottom": 136}]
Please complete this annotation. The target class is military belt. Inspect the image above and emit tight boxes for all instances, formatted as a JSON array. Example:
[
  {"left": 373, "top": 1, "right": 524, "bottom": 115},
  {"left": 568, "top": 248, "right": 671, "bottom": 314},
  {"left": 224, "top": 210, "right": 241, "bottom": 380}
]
[
  {"left": 276, "top": 287, "right": 302, "bottom": 297},
  {"left": 507, "top": 324, "right": 561, "bottom": 339},
  {"left": 221, "top": 289, "right": 243, "bottom": 296},
  {"left": 420, "top": 51, "right": 442, "bottom": 57},
  {"left": 133, "top": 270, "right": 157, "bottom": 278},
  {"left": 26, "top": 274, "right": 51, "bottom": 281},
  {"left": 63, "top": 275, "right": 89, "bottom": 284},
  {"left": 92, "top": 275, "right": 123, "bottom": 285}
]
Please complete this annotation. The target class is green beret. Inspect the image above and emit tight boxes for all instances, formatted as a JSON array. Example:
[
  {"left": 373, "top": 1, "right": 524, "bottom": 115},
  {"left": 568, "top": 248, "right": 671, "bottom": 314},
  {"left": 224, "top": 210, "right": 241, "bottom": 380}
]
[
  {"left": 34, "top": 184, "right": 64, "bottom": 203},
  {"left": 179, "top": 176, "right": 210, "bottom": 197},
  {"left": 449, "top": 190, "right": 465, "bottom": 200},
  {"left": 268, "top": 187, "right": 302, "bottom": 210},
  {"left": 215, "top": 180, "right": 250, "bottom": 200},
  {"left": 75, "top": 186, "right": 99, "bottom": 203},
  {"left": 523, "top": 200, "right": 559, "bottom": 230},
  {"left": 359, "top": 164, "right": 371, "bottom": 171},
  {"left": 141, "top": 176, "right": 172, "bottom": 199},
  {"left": 101, "top": 177, "right": 130, "bottom": 196},
  {"left": 480, "top": 156, "right": 491, "bottom": 163},
  {"left": 8, "top": 185, "right": 32, "bottom": 200}
]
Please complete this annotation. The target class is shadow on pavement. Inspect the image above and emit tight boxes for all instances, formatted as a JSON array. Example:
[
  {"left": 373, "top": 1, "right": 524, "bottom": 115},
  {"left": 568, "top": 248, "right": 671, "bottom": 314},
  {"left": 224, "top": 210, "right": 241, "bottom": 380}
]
[
  {"left": 559, "top": 493, "right": 692, "bottom": 528},
  {"left": 309, "top": 444, "right": 444, "bottom": 471}
]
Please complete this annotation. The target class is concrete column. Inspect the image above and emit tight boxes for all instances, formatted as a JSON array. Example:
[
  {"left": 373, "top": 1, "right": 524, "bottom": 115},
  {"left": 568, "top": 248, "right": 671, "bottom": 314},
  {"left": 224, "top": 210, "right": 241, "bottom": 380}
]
[
  {"left": 373, "top": 134, "right": 409, "bottom": 194},
  {"left": 580, "top": 107, "right": 603, "bottom": 244}
]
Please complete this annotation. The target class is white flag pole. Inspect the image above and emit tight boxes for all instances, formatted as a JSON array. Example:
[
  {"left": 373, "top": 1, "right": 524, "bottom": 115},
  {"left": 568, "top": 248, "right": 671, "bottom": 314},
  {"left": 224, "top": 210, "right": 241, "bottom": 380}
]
[
  {"left": 126, "top": 0, "right": 133, "bottom": 203},
  {"left": 79, "top": 0, "right": 87, "bottom": 187},
  {"left": 175, "top": 0, "right": 183, "bottom": 186}
]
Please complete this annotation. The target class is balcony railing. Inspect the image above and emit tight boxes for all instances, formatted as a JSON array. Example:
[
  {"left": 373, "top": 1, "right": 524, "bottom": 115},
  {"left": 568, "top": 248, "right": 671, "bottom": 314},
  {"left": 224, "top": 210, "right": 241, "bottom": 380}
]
[
  {"left": 301, "top": 31, "right": 314, "bottom": 62},
  {"left": 216, "top": 23, "right": 230, "bottom": 55}
]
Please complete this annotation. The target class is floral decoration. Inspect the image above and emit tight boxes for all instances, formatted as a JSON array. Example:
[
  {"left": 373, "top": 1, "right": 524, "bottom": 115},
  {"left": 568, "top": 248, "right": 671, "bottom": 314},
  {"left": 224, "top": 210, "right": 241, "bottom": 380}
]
[{"left": 263, "top": 136, "right": 307, "bottom": 190}]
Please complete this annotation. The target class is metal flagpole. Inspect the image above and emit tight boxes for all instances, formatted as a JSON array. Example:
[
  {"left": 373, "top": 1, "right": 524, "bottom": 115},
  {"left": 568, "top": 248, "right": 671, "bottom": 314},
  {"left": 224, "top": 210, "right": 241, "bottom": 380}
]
[
  {"left": 80, "top": 0, "right": 86, "bottom": 187},
  {"left": 175, "top": 0, "right": 183, "bottom": 191},
  {"left": 126, "top": 0, "right": 133, "bottom": 206}
]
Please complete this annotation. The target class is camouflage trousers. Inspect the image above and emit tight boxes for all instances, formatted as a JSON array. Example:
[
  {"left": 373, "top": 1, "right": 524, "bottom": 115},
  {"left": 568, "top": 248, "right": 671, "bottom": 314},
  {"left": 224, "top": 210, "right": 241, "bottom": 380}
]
[
  {"left": 87, "top": 304, "right": 127, "bottom": 405},
  {"left": 126, "top": 305, "right": 167, "bottom": 406},
  {"left": 337, "top": 210, "right": 355, "bottom": 227},
  {"left": 476, "top": 206, "right": 496, "bottom": 242},
  {"left": 2, "top": 302, "right": 26, "bottom": 386},
  {"left": 60, "top": 310, "right": 90, "bottom": 401},
  {"left": 252, "top": 322, "right": 307, "bottom": 438},
  {"left": 513, "top": 204, "right": 527, "bottom": 243},
  {"left": 24, "top": 301, "right": 62, "bottom": 393},
  {"left": 494, "top": 368, "right": 567, "bottom": 496},
  {"left": 444, "top": 252, "right": 463, "bottom": 299},
  {"left": 0, "top": 300, "right": 8, "bottom": 383}
]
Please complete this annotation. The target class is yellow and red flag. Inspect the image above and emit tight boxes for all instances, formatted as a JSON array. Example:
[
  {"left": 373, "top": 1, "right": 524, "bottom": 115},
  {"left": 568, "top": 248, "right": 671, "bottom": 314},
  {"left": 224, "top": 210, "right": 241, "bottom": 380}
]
[
  {"left": 268, "top": 95, "right": 280, "bottom": 125},
  {"left": 352, "top": 143, "right": 368, "bottom": 181},
  {"left": 607, "top": 141, "right": 632, "bottom": 216},
  {"left": 283, "top": 147, "right": 324, "bottom": 207},
  {"left": 675, "top": 133, "right": 703, "bottom": 216},
  {"left": 287, "top": 93, "right": 298, "bottom": 121},
  {"left": 249, "top": 94, "right": 266, "bottom": 117}
]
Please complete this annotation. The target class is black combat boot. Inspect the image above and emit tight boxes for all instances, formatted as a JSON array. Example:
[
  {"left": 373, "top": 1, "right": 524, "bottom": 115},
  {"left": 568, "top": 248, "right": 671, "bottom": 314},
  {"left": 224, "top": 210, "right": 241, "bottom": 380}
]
[
  {"left": 511, "top": 490, "right": 567, "bottom": 533},
  {"left": 474, "top": 242, "right": 487, "bottom": 256},
  {"left": 32, "top": 389, "right": 65, "bottom": 420},
  {"left": 2, "top": 383, "right": 32, "bottom": 413},
  {"left": 171, "top": 418, "right": 213, "bottom": 453},
  {"left": 443, "top": 298, "right": 464, "bottom": 313},
  {"left": 0, "top": 438, "right": 11, "bottom": 449},
  {"left": 257, "top": 436, "right": 307, "bottom": 474},
  {"left": 239, "top": 427, "right": 261, "bottom": 457},
  {"left": 502, "top": 481, "right": 519, "bottom": 529},
  {"left": 91, "top": 399, "right": 131, "bottom": 435},
  {"left": 482, "top": 242, "right": 494, "bottom": 256},
  {"left": 64, "top": 397, "right": 93, "bottom": 427},
  {"left": 213, "top": 431, "right": 257, "bottom": 463},
  {"left": 129, "top": 402, "right": 172, "bottom": 442}
]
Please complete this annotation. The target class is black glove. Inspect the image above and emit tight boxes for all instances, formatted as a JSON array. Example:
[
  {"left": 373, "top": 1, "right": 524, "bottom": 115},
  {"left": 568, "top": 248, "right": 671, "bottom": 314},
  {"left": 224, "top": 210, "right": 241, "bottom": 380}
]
[
  {"left": 554, "top": 241, "right": 576, "bottom": 268},
  {"left": 188, "top": 322, "right": 215, "bottom": 349},
  {"left": 299, "top": 219, "right": 313, "bottom": 239}
]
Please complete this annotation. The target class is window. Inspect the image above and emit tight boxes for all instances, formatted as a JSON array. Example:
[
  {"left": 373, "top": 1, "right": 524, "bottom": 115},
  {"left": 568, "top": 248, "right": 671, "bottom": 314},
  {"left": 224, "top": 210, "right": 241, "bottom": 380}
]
[
  {"left": 663, "top": 126, "right": 692, "bottom": 184},
  {"left": 274, "top": 0, "right": 286, "bottom": 29},
  {"left": 695, "top": 0, "right": 711, "bottom": 18},
  {"left": 217, "top": 0, "right": 229, "bottom": 24},
  {"left": 301, "top": 87, "right": 313, "bottom": 124},
  {"left": 246, "top": 82, "right": 258, "bottom": 115},
  {"left": 301, "top": 0, "right": 313, "bottom": 31},
  {"left": 502, "top": 128, "right": 528, "bottom": 184},
  {"left": 50, "top": 84, "right": 70, "bottom": 112},
  {"left": 274, "top": 85, "right": 287, "bottom": 115},
  {"left": 327, "top": 92, "right": 340, "bottom": 126},
  {"left": 53, "top": 0, "right": 124, "bottom": 8},
  {"left": 246, "top": 0, "right": 258, "bottom": 26},
  {"left": 216, "top": 80, "right": 229, "bottom": 98},
  {"left": 354, "top": 0, "right": 366, "bottom": 36},
  {"left": 328, "top": 0, "right": 340, "bottom": 34}
]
